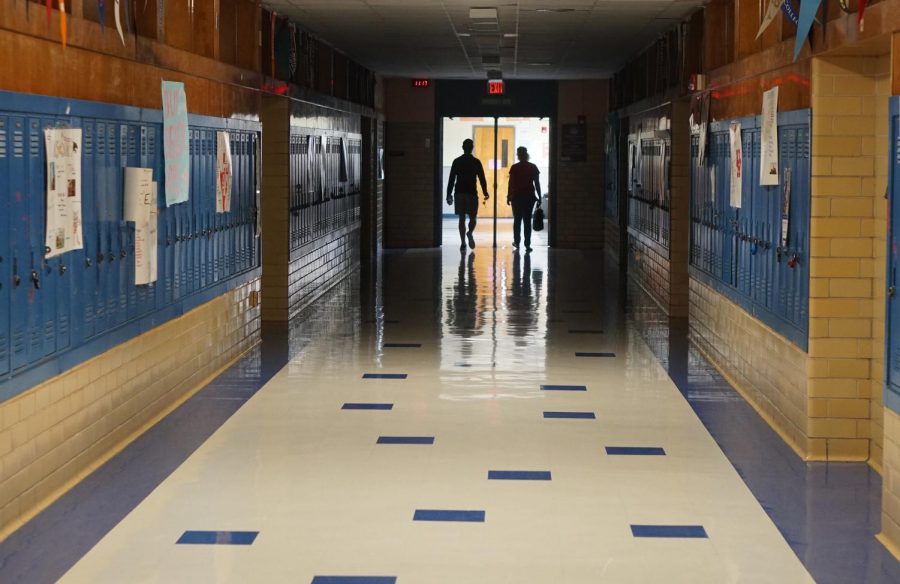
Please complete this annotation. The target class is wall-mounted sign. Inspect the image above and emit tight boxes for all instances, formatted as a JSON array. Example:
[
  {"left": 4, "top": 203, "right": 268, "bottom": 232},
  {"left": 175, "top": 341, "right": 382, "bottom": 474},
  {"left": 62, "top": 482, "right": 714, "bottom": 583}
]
[
  {"left": 561, "top": 123, "right": 587, "bottom": 163},
  {"left": 487, "top": 80, "right": 505, "bottom": 95},
  {"left": 411, "top": 79, "right": 431, "bottom": 88}
]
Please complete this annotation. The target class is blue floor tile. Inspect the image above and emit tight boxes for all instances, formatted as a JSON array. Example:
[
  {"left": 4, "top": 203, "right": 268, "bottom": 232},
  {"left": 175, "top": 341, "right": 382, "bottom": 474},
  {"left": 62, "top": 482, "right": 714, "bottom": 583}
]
[
  {"left": 362, "top": 373, "right": 408, "bottom": 379},
  {"left": 176, "top": 531, "right": 258, "bottom": 545},
  {"left": 575, "top": 352, "right": 616, "bottom": 358},
  {"left": 488, "top": 470, "right": 551, "bottom": 481},
  {"left": 543, "top": 411, "right": 595, "bottom": 419},
  {"left": 311, "top": 577, "right": 397, "bottom": 584},
  {"left": 606, "top": 446, "right": 666, "bottom": 456},
  {"left": 413, "top": 509, "right": 485, "bottom": 522},
  {"left": 342, "top": 403, "right": 393, "bottom": 410},
  {"left": 377, "top": 436, "right": 434, "bottom": 445},
  {"left": 631, "top": 525, "right": 708, "bottom": 538},
  {"left": 540, "top": 384, "right": 587, "bottom": 391}
]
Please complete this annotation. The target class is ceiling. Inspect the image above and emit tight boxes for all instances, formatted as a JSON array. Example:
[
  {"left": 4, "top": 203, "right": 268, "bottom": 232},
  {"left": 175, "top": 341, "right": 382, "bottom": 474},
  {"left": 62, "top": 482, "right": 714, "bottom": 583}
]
[{"left": 261, "top": 0, "right": 708, "bottom": 79}]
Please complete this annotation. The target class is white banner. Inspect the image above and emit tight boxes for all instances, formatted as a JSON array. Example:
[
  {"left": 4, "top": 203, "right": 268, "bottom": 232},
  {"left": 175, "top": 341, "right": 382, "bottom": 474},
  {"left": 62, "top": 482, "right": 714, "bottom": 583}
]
[
  {"left": 216, "top": 131, "right": 233, "bottom": 213},
  {"left": 44, "top": 128, "right": 84, "bottom": 258},
  {"left": 729, "top": 122, "right": 743, "bottom": 208},
  {"left": 760, "top": 86, "right": 780, "bottom": 186},
  {"left": 124, "top": 167, "right": 158, "bottom": 285}
]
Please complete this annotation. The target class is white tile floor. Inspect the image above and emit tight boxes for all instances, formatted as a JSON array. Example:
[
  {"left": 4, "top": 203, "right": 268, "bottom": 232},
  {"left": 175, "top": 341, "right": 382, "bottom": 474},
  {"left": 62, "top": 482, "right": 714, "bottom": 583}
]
[{"left": 60, "top": 223, "right": 814, "bottom": 583}]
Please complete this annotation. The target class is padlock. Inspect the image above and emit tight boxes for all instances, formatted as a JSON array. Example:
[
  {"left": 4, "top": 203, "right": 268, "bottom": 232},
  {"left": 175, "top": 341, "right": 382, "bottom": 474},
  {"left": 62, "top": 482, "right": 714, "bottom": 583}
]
[{"left": 788, "top": 255, "right": 799, "bottom": 269}]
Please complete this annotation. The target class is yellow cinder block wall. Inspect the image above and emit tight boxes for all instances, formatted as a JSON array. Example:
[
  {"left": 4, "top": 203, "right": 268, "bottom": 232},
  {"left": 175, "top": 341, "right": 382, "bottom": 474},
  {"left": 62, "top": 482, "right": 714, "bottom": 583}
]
[
  {"left": 0, "top": 279, "right": 261, "bottom": 539},
  {"left": 809, "top": 55, "right": 889, "bottom": 463},
  {"left": 689, "top": 55, "right": 890, "bottom": 464}
]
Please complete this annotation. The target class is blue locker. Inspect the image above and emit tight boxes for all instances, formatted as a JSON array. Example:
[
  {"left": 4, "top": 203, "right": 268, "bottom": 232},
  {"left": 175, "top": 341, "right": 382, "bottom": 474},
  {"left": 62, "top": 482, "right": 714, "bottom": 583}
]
[
  {"left": 886, "top": 97, "right": 900, "bottom": 407},
  {"left": 26, "top": 117, "right": 49, "bottom": 362},
  {"left": 81, "top": 120, "right": 97, "bottom": 339},
  {"left": 0, "top": 116, "right": 10, "bottom": 377}
]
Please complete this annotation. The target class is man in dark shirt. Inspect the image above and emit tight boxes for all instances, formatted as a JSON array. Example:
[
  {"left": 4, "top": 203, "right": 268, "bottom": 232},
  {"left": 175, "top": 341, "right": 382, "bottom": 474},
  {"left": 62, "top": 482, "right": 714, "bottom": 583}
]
[
  {"left": 507, "top": 146, "right": 542, "bottom": 252},
  {"left": 446, "top": 139, "right": 490, "bottom": 250}
]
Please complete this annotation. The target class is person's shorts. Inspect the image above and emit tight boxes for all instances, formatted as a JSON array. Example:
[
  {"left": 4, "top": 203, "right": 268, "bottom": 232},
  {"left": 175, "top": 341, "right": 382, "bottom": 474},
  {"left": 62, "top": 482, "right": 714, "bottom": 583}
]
[{"left": 455, "top": 192, "right": 479, "bottom": 216}]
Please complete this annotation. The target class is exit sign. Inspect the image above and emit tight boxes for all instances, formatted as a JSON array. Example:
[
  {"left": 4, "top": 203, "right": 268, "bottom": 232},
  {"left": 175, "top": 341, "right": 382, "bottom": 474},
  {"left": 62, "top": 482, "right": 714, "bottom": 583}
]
[
  {"left": 487, "top": 80, "right": 505, "bottom": 95},
  {"left": 411, "top": 79, "right": 431, "bottom": 88}
]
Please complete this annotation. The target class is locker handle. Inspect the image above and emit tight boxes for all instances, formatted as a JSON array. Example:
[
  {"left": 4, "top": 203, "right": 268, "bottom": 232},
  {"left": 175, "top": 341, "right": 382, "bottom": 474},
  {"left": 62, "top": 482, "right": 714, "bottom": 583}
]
[
  {"left": 890, "top": 286, "right": 896, "bottom": 298},
  {"left": 85, "top": 257, "right": 92, "bottom": 267},
  {"left": 30, "top": 270, "right": 40, "bottom": 290},
  {"left": 13, "top": 274, "right": 20, "bottom": 287},
  {"left": 59, "top": 264, "right": 67, "bottom": 275}
]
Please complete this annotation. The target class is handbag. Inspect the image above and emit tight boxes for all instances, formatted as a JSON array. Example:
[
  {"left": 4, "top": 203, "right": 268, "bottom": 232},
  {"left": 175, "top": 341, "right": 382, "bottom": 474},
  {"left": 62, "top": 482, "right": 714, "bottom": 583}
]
[{"left": 532, "top": 204, "right": 545, "bottom": 232}]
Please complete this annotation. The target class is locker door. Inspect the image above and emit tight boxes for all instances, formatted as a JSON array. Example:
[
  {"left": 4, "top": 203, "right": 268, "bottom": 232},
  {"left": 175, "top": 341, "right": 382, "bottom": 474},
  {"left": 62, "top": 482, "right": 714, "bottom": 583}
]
[
  {"left": 81, "top": 121, "right": 98, "bottom": 338},
  {"left": 112, "top": 123, "right": 127, "bottom": 326},
  {"left": 125, "top": 124, "right": 139, "bottom": 321},
  {"left": 9, "top": 116, "right": 29, "bottom": 371},
  {"left": 886, "top": 98, "right": 900, "bottom": 399},
  {"left": 0, "top": 116, "right": 10, "bottom": 377},
  {"left": 26, "top": 117, "right": 50, "bottom": 361}
]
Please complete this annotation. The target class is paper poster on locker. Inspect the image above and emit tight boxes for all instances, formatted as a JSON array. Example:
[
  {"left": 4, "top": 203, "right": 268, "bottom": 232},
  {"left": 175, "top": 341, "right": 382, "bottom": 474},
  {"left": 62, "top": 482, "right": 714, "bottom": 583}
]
[
  {"left": 216, "top": 131, "right": 233, "bottom": 213},
  {"left": 760, "top": 86, "right": 780, "bottom": 186},
  {"left": 161, "top": 80, "right": 190, "bottom": 206},
  {"left": 44, "top": 128, "right": 83, "bottom": 258},
  {"left": 124, "top": 167, "right": 157, "bottom": 285},
  {"left": 146, "top": 182, "right": 159, "bottom": 285},
  {"left": 729, "top": 122, "right": 743, "bottom": 208},
  {"left": 318, "top": 135, "right": 327, "bottom": 199}
]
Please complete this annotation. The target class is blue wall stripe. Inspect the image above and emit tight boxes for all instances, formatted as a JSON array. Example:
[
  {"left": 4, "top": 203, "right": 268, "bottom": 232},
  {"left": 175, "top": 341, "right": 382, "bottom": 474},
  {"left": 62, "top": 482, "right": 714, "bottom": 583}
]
[
  {"left": 575, "top": 352, "right": 616, "bottom": 358},
  {"left": 362, "top": 373, "right": 408, "bottom": 379},
  {"left": 342, "top": 403, "right": 393, "bottom": 410},
  {"left": 377, "top": 436, "right": 434, "bottom": 444},
  {"left": 606, "top": 446, "right": 666, "bottom": 456},
  {"left": 176, "top": 531, "right": 258, "bottom": 545},
  {"left": 631, "top": 525, "right": 707, "bottom": 538},
  {"left": 541, "top": 384, "right": 587, "bottom": 391},
  {"left": 488, "top": 470, "right": 551, "bottom": 481},
  {"left": 543, "top": 411, "right": 595, "bottom": 419},
  {"left": 413, "top": 510, "right": 485, "bottom": 522},
  {"left": 311, "top": 578, "right": 397, "bottom": 584},
  {"left": 383, "top": 343, "right": 421, "bottom": 348}
]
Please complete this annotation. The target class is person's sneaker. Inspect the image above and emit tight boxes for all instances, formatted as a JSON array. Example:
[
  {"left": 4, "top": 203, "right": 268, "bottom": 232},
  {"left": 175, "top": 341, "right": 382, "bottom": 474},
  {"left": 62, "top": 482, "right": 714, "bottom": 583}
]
[
  {"left": 467, "top": 232, "right": 476, "bottom": 249},
  {"left": 526, "top": 246, "right": 533, "bottom": 253},
  {"left": 513, "top": 242, "right": 520, "bottom": 250}
]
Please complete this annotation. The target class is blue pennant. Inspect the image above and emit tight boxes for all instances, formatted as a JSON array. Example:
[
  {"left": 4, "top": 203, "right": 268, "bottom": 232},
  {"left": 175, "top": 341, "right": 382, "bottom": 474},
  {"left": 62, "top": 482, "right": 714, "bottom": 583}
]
[
  {"left": 793, "top": 0, "right": 822, "bottom": 61},
  {"left": 98, "top": 0, "right": 105, "bottom": 32}
]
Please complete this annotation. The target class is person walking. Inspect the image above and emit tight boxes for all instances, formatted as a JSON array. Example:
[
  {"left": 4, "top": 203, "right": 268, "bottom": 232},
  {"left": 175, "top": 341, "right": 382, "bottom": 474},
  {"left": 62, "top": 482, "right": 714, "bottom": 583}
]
[
  {"left": 446, "top": 139, "right": 490, "bottom": 250},
  {"left": 507, "top": 146, "right": 542, "bottom": 252}
]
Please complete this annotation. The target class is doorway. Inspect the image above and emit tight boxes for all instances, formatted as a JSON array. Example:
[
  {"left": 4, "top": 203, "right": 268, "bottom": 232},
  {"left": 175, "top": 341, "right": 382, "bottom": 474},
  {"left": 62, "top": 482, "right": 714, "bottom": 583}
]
[{"left": 441, "top": 116, "right": 551, "bottom": 245}]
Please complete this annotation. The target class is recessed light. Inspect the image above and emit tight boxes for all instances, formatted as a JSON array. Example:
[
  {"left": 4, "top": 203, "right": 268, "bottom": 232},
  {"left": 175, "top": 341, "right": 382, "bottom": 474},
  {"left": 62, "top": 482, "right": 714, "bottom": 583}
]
[
  {"left": 535, "top": 8, "right": 577, "bottom": 13},
  {"left": 458, "top": 33, "right": 472, "bottom": 37},
  {"left": 503, "top": 33, "right": 518, "bottom": 38}
]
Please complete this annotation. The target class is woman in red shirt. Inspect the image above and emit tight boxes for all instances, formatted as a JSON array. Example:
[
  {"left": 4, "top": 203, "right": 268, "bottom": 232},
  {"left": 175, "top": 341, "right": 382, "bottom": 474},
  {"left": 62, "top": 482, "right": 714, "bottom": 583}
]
[{"left": 507, "top": 146, "right": 542, "bottom": 252}]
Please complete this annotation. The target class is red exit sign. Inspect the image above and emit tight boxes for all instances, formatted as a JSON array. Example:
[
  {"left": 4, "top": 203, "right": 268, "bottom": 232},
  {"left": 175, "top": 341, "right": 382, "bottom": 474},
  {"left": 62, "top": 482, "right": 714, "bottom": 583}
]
[
  {"left": 411, "top": 79, "right": 431, "bottom": 88},
  {"left": 487, "top": 80, "right": 505, "bottom": 95}
]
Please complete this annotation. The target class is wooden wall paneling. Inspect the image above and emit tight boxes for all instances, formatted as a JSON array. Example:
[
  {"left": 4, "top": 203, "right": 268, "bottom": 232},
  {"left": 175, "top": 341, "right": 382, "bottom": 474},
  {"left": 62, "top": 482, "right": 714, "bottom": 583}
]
[
  {"left": 133, "top": 0, "right": 159, "bottom": 41},
  {"left": 736, "top": 0, "right": 761, "bottom": 61},
  {"left": 704, "top": 0, "right": 734, "bottom": 71},
  {"left": 234, "top": 0, "right": 258, "bottom": 73},
  {"left": 219, "top": 0, "right": 237, "bottom": 65},
  {"left": 316, "top": 41, "right": 333, "bottom": 95},
  {"left": 165, "top": 0, "right": 192, "bottom": 52},
  {"left": 894, "top": 31, "right": 900, "bottom": 95},
  {"left": 193, "top": 0, "right": 216, "bottom": 58},
  {"left": 334, "top": 52, "right": 348, "bottom": 100},
  {"left": 260, "top": 8, "right": 272, "bottom": 77}
]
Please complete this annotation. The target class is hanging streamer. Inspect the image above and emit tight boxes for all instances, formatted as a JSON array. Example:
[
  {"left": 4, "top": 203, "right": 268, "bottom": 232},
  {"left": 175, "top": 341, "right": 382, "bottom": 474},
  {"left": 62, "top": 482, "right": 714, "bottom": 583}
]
[
  {"left": 756, "top": 0, "right": 784, "bottom": 40},
  {"left": 98, "top": 0, "right": 105, "bottom": 33},
  {"left": 46, "top": 0, "right": 51, "bottom": 26},
  {"left": 59, "top": 0, "right": 67, "bottom": 48},
  {"left": 114, "top": 0, "right": 125, "bottom": 45},
  {"left": 122, "top": 0, "right": 130, "bottom": 35},
  {"left": 838, "top": 0, "right": 852, "bottom": 12},
  {"left": 859, "top": 0, "right": 868, "bottom": 31},
  {"left": 793, "top": 0, "right": 822, "bottom": 61}
]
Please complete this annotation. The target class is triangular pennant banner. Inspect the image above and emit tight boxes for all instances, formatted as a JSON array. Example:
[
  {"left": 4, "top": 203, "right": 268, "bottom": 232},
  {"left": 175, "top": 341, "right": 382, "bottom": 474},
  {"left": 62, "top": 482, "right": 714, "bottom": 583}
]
[
  {"left": 98, "top": 0, "right": 105, "bottom": 33},
  {"left": 45, "top": 0, "right": 51, "bottom": 26},
  {"left": 782, "top": 0, "right": 799, "bottom": 25},
  {"left": 114, "top": 0, "right": 125, "bottom": 45},
  {"left": 756, "top": 0, "right": 784, "bottom": 40},
  {"left": 859, "top": 0, "right": 868, "bottom": 31},
  {"left": 793, "top": 0, "right": 822, "bottom": 61}
]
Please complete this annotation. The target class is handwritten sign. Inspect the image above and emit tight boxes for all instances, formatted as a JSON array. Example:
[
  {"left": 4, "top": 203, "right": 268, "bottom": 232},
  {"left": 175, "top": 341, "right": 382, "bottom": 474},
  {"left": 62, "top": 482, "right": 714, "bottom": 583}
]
[
  {"left": 216, "top": 131, "right": 232, "bottom": 213},
  {"left": 44, "top": 128, "right": 83, "bottom": 258},
  {"left": 161, "top": 80, "right": 190, "bottom": 206}
]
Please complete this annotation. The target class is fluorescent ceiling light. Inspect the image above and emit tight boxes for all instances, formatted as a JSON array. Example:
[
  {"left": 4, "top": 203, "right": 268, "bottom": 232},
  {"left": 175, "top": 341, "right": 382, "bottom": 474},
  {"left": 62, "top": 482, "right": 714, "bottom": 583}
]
[
  {"left": 503, "top": 33, "right": 518, "bottom": 37},
  {"left": 469, "top": 7, "right": 498, "bottom": 19}
]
